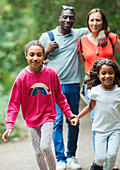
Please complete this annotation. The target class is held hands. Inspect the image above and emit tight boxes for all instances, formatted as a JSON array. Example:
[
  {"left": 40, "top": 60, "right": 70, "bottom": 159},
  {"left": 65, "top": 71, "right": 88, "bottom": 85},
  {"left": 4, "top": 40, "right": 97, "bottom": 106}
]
[
  {"left": 2, "top": 129, "right": 12, "bottom": 142},
  {"left": 68, "top": 115, "right": 79, "bottom": 126}
]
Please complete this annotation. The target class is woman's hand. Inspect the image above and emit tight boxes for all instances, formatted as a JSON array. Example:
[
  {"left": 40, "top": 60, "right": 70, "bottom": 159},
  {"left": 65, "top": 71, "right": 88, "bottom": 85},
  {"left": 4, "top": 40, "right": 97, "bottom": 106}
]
[
  {"left": 2, "top": 129, "right": 12, "bottom": 142},
  {"left": 97, "top": 30, "right": 107, "bottom": 48}
]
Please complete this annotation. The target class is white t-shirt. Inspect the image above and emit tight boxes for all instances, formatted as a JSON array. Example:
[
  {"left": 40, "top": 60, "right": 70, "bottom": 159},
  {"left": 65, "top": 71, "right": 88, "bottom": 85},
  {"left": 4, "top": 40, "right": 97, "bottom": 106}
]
[{"left": 89, "top": 85, "right": 120, "bottom": 132}]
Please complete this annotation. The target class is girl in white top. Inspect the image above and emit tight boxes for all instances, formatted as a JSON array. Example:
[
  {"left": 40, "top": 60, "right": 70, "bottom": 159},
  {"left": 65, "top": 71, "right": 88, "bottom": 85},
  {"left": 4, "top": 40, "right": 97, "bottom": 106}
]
[{"left": 71, "top": 58, "right": 120, "bottom": 170}]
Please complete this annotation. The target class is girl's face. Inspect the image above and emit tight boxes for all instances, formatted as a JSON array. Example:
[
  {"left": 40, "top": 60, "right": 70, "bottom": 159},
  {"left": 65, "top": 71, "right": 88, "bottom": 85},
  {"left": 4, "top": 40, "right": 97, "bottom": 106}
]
[
  {"left": 97, "top": 64, "right": 115, "bottom": 90},
  {"left": 26, "top": 45, "right": 44, "bottom": 73},
  {"left": 88, "top": 12, "right": 103, "bottom": 33}
]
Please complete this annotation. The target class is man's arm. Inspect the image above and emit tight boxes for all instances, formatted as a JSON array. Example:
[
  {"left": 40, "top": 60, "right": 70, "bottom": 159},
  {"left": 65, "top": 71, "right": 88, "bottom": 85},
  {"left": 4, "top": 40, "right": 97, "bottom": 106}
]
[
  {"left": 114, "top": 38, "right": 120, "bottom": 54},
  {"left": 79, "top": 27, "right": 107, "bottom": 47}
]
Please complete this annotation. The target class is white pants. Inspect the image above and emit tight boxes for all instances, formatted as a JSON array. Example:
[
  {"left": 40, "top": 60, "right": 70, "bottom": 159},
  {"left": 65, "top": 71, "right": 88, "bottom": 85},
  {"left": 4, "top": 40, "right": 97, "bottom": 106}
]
[
  {"left": 95, "top": 130, "right": 120, "bottom": 170},
  {"left": 29, "top": 122, "right": 56, "bottom": 170}
]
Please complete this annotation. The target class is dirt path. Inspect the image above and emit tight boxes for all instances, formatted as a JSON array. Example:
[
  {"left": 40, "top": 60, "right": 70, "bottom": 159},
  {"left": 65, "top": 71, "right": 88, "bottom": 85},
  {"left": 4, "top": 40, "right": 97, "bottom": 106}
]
[{"left": 0, "top": 104, "right": 120, "bottom": 170}]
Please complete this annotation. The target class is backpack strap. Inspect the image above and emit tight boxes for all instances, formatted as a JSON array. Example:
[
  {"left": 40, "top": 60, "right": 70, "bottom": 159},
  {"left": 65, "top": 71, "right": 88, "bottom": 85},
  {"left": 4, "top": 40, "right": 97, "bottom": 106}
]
[
  {"left": 107, "top": 34, "right": 114, "bottom": 53},
  {"left": 79, "top": 37, "right": 82, "bottom": 53},
  {"left": 45, "top": 31, "right": 55, "bottom": 60},
  {"left": 79, "top": 37, "right": 85, "bottom": 61},
  {"left": 47, "top": 31, "right": 55, "bottom": 41}
]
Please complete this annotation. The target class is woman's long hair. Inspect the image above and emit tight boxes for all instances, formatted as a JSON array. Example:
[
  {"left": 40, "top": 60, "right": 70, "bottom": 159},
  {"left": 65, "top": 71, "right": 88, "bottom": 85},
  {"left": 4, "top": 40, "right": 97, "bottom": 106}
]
[{"left": 87, "top": 8, "right": 108, "bottom": 34}]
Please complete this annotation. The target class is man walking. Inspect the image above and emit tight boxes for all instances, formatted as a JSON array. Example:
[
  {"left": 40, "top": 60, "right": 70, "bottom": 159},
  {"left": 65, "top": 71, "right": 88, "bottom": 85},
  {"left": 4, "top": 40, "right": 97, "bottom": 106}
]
[{"left": 39, "top": 5, "right": 88, "bottom": 170}]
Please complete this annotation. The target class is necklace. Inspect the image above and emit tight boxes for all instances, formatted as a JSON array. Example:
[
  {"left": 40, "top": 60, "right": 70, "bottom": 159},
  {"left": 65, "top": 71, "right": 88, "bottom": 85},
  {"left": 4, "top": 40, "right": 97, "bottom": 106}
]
[
  {"left": 94, "top": 45, "right": 99, "bottom": 55},
  {"left": 87, "top": 34, "right": 99, "bottom": 55}
]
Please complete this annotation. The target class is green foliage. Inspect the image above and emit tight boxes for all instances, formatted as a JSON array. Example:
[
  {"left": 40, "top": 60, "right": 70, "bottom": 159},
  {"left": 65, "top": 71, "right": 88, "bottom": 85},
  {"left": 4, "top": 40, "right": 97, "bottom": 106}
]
[
  {"left": 0, "top": 0, "right": 120, "bottom": 141},
  {"left": 0, "top": 1, "right": 120, "bottom": 91}
]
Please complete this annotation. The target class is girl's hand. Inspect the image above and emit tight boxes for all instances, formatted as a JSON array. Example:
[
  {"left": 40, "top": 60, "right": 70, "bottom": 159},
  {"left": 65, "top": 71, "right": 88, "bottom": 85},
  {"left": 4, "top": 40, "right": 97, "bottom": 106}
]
[
  {"left": 2, "top": 129, "right": 12, "bottom": 142},
  {"left": 68, "top": 114, "right": 76, "bottom": 121},
  {"left": 71, "top": 117, "right": 79, "bottom": 126}
]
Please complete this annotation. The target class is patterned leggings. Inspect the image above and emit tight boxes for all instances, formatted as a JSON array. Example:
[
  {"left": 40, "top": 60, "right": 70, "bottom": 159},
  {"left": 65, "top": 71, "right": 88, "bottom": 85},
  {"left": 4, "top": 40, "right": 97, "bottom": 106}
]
[{"left": 29, "top": 122, "right": 56, "bottom": 170}]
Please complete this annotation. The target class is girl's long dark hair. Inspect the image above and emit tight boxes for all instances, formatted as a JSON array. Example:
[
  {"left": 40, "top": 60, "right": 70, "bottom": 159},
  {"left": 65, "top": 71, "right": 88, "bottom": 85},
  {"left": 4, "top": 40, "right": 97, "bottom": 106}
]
[{"left": 84, "top": 58, "right": 120, "bottom": 90}]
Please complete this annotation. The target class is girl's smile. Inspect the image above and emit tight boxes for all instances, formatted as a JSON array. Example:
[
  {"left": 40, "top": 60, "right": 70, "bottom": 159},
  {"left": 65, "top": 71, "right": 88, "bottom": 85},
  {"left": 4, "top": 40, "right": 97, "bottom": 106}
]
[
  {"left": 97, "top": 64, "right": 115, "bottom": 90},
  {"left": 25, "top": 45, "right": 44, "bottom": 73}
]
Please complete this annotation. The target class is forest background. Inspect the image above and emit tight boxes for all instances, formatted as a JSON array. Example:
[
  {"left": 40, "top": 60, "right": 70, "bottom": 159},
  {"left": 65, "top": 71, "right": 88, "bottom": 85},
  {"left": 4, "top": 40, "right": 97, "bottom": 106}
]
[{"left": 0, "top": 0, "right": 120, "bottom": 141}]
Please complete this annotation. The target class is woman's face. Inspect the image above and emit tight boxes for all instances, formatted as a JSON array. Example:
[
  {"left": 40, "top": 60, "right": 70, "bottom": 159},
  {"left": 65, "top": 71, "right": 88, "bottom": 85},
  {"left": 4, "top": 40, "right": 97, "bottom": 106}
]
[{"left": 88, "top": 12, "right": 103, "bottom": 33}]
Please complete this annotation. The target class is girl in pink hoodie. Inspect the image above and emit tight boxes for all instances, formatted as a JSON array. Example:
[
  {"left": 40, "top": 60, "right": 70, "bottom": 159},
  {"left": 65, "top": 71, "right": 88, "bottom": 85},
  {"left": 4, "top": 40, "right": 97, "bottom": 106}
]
[{"left": 2, "top": 40, "right": 75, "bottom": 170}]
